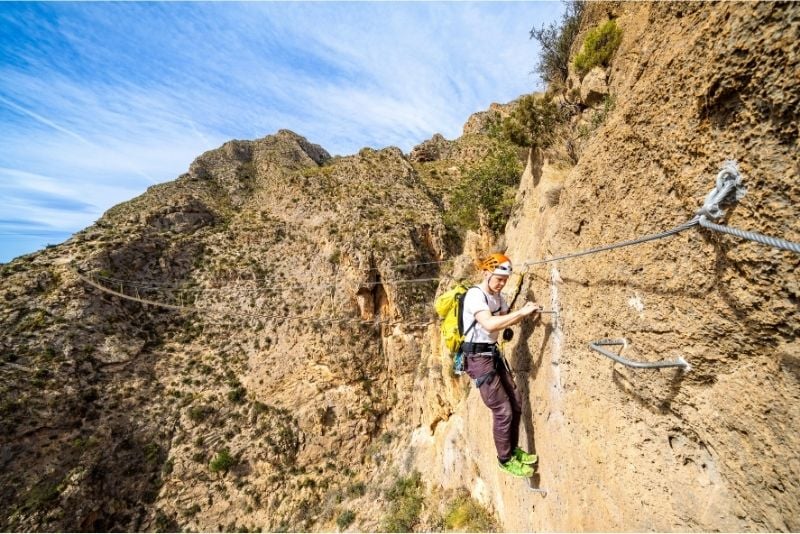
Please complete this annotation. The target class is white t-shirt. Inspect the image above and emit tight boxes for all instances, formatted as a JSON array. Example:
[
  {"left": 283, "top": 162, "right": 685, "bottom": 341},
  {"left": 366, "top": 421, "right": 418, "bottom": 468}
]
[{"left": 462, "top": 286, "right": 509, "bottom": 343}]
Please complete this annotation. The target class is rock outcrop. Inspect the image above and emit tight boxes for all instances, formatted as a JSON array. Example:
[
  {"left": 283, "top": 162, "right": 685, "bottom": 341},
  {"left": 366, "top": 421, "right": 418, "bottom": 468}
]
[{"left": 579, "top": 66, "right": 609, "bottom": 107}]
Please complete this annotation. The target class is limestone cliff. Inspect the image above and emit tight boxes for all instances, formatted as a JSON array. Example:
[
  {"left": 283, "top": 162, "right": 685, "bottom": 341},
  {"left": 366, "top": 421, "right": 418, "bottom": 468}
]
[{"left": 412, "top": 2, "right": 799, "bottom": 532}]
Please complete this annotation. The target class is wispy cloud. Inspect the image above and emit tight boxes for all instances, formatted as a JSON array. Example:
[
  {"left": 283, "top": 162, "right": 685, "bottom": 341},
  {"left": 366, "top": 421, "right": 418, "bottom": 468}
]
[{"left": 0, "top": 1, "right": 564, "bottom": 262}]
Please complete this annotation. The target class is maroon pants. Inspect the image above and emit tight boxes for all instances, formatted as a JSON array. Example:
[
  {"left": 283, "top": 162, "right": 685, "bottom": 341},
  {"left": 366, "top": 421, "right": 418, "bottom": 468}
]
[{"left": 466, "top": 354, "right": 522, "bottom": 463}]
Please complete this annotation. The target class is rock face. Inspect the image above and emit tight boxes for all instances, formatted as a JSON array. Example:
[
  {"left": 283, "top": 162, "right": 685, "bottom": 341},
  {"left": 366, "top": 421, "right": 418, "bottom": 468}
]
[
  {"left": 462, "top": 101, "right": 516, "bottom": 135},
  {"left": 409, "top": 133, "right": 453, "bottom": 162},
  {"left": 412, "top": 2, "right": 800, "bottom": 532},
  {"left": 579, "top": 66, "right": 609, "bottom": 106}
]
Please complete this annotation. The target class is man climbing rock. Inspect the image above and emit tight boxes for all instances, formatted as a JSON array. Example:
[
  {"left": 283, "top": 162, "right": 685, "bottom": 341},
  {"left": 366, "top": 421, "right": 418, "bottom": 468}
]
[{"left": 462, "top": 253, "right": 541, "bottom": 477}]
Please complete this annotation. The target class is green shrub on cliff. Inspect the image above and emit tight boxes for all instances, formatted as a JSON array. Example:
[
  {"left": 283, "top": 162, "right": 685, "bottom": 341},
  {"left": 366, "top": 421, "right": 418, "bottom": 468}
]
[
  {"left": 336, "top": 509, "right": 356, "bottom": 530},
  {"left": 443, "top": 490, "right": 497, "bottom": 532},
  {"left": 445, "top": 143, "right": 522, "bottom": 235},
  {"left": 209, "top": 448, "right": 236, "bottom": 473},
  {"left": 382, "top": 472, "right": 424, "bottom": 532},
  {"left": 574, "top": 19, "right": 622, "bottom": 76},
  {"left": 500, "top": 95, "right": 561, "bottom": 149}
]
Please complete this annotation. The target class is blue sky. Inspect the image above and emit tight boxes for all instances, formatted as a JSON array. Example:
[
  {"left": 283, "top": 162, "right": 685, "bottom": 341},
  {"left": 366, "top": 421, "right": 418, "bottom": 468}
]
[{"left": 0, "top": 1, "right": 564, "bottom": 263}]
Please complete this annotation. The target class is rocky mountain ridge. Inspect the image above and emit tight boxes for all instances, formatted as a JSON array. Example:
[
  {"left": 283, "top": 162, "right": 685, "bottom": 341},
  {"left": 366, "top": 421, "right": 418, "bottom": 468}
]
[{"left": 0, "top": 128, "right": 462, "bottom": 531}]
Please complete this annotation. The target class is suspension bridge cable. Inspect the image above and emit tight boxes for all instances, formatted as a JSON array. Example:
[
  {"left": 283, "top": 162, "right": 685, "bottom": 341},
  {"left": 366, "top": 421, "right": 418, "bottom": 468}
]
[
  {"left": 73, "top": 270, "right": 438, "bottom": 328},
  {"left": 358, "top": 258, "right": 453, "bottom": 271},
  {"left": 76, "top": 269, "right": 560, "bottom": 330},
  {"left": 71, "top": 164, "right": 799, "bottom": 329},
  {"left": 90, "top": 273, "right": 444, "bottom": 293},
  {"left": 64, "top": 161, "right": 800, "bottom": 332}
]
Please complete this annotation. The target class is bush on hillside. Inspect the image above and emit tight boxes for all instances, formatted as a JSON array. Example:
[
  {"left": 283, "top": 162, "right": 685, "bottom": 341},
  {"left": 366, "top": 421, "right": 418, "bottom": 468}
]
[
  {"left": 443, "top": 489, "right": 498, "bottom": 532},
  {"left": 530, "top": 0, "right": 585, "bottom": 85},
  {"left": 209, "top": 448, "right": 236, "bottom": 473},
  {"left": 445, "top": 143, "right": 523, "bottom": 235},
  {"left": 500, "top": 95, "right": 562, "bottom": 149},
  {"left": 187, "top": 403, "right": 215, "bottom": 423},
  {"left": 573, "top": 19, "right": 622, "bottom": 77},
  {"left": 336, "top": 510, "right": 356, "bottom": 530},
  {"left": 381, "top": 472, "right": 424, "bottom": 532}
]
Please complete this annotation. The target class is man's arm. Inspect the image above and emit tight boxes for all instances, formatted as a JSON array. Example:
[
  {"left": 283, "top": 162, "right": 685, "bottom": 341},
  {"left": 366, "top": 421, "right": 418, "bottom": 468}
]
[{"left": 474, "top": 302, "right": 540, "bottom": 333}]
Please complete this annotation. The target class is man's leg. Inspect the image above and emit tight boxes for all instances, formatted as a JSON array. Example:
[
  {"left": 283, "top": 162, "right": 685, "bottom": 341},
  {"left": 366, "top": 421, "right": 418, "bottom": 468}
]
[
  {"left": 478, "top": 373, "right": 514, "bottom": 462},
  {"left": 497, "top": 367, "right": 523, "bottom": 452},
  {"left": 498, "top": 367, "right": 537, "bottom": 465}
]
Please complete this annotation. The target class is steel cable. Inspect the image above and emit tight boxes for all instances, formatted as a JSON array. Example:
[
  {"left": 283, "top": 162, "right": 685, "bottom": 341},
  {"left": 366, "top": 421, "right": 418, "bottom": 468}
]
[
  {"left": 75, "top": 270, "right": 438, "bottom": 328},
  {"left": 63, "top": 163, "right": 798, "bottom": 338},
  {"left": 523, "top": 161, "right": 798, "bottom": 267},
  {"left": 522, "top": 218, "right": 700, "bottom": 268},
  {"left": 699, "top": 216, "right": 800, "bottom": 254}
]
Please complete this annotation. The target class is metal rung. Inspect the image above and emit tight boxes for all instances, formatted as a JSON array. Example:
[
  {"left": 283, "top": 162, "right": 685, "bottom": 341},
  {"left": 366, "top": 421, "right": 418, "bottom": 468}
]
[{"left": 589, "top": 338, "right": 690, "bottom": 371}]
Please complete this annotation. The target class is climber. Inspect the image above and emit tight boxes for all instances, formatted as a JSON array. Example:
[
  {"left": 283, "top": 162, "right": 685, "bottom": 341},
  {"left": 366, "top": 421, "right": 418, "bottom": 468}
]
[{"left": 462, "top": 253, "right": 541, "bottom": 478}]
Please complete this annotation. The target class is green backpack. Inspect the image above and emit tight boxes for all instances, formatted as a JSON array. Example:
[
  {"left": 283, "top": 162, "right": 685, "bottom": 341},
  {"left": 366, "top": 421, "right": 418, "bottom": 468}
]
[{"left": 434, "top": 283, "right": 479, "bottom": 374}]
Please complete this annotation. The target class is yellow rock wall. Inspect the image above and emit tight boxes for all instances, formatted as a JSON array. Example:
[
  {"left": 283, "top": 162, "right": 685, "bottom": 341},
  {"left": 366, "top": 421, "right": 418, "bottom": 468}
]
[{"left": 413, "top": 2, "right": 799, "bottom": 531}]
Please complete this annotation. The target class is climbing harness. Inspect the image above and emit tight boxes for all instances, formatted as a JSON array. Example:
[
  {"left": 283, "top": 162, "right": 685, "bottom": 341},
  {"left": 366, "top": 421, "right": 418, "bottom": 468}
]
[
  {"left": 588, "top": 338, "right": 690, "bottom": 371},
  {"left": 459, "top": 283, "right": 511, "bottom": 386},
  {"left": 474, "top": 368, "right": 497, "bottom": 388},
  {"left": 469, "top": 344, "right": 502, "bottom": 388}
]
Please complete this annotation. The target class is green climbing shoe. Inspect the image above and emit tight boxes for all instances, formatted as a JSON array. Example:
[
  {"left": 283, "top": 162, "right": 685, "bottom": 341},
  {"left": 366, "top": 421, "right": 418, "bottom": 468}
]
[
  {"left": 498, "top": 457, "right": 534, "bottom": 478},
  {"left": 513, "top": 447, "right": 538, "bottom": 465}
]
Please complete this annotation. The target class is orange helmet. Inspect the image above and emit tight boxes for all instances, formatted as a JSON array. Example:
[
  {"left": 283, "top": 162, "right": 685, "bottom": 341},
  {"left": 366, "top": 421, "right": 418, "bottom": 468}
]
[{"left": 477, "top": 253, "right": 513, "bottom": 277}]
